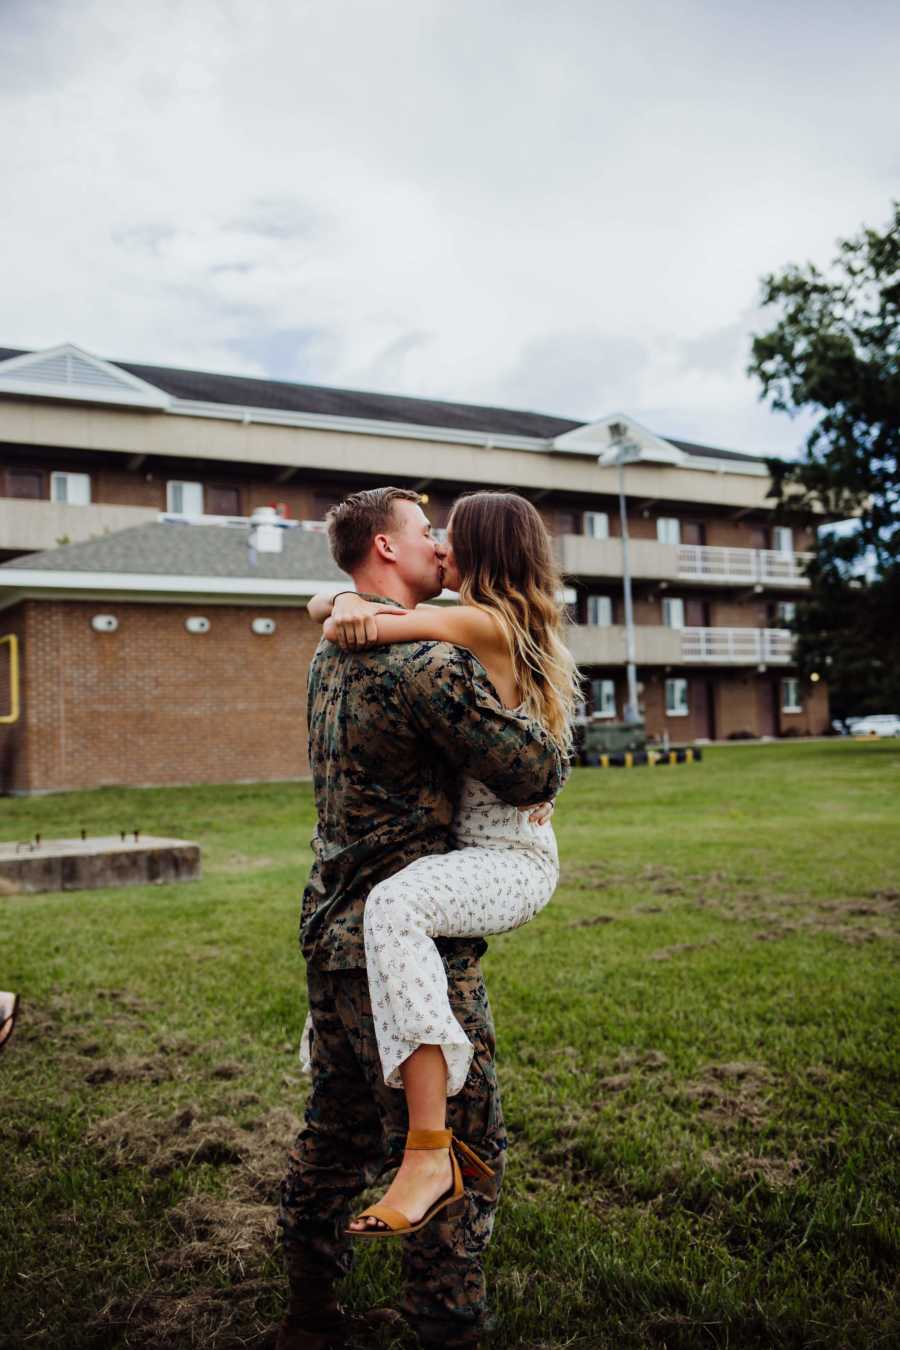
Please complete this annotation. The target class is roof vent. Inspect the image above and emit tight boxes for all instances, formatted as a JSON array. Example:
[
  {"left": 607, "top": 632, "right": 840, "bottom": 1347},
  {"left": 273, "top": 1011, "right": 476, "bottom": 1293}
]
[{"left": 248, "top": 505, "right": 285, "bottom": 555}]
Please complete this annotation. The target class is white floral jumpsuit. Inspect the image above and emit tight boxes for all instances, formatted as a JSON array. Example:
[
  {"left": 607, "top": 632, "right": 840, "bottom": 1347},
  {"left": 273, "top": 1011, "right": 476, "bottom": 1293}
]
[{"left": 301, "top": 773, "right": 558, "bottom": 1096}]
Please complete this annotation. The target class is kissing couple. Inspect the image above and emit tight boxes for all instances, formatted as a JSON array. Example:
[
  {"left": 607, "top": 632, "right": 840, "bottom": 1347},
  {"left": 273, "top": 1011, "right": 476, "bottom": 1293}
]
[{"left": 278, "top": 486, "right": 578, "bottom": 1350}]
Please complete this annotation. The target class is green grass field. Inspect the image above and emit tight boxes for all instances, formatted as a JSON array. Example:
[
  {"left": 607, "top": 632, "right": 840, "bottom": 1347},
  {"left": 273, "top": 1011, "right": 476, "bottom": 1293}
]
[{"left": 1, "top": 741, "right": 898, "bottom": 1349}]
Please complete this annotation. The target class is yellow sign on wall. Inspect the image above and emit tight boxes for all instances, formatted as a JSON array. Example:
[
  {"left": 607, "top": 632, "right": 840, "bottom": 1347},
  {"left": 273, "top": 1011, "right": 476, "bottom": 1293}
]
[{"left": 0, "top": 634, "right": 20, "bottom": 725}]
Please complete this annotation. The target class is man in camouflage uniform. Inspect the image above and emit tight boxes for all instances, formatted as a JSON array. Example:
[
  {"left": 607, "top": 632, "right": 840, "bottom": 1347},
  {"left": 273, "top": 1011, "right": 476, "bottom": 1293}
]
[{"left": 278, "top": 487, "right": 565, "bottom": 1350}]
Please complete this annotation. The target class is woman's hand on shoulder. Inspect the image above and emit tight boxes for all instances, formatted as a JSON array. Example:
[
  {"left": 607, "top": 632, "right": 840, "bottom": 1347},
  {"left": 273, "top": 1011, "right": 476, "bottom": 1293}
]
[{"left": 327, "top": 594, "right": 407, "bottom": 650}]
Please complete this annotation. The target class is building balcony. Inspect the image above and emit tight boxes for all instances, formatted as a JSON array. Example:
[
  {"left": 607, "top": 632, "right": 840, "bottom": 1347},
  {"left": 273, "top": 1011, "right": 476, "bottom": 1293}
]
[
  {"left": 679, "top": 626, "right": 794, "bottom": 663},
  {"left": 675, "top": 545, "right": 812, "bottom": 587},
  {"left": 557, "top": 535, "right": 679, "bottom": 582},
  {"left": 556, "top": 534, "right": 812, "bottom": 588},
  {"left": 567, "top": 623, "right": 794, "bottom": 667},
  {"left": 566, "top": 624, "right": 683, "bottom": 666},
  {"left": 0, "top": 497, "right": 158, "bottom": 555}
]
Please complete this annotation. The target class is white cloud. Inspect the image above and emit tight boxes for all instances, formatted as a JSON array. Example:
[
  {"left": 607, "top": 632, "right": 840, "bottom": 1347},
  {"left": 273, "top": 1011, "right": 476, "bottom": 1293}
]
[{"left": 0, "top": 0, "right": 897, "bottom": 456}]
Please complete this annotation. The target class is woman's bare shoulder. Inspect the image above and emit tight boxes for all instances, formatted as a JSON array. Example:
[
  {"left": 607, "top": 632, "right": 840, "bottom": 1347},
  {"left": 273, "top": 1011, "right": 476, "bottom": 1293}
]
[{"left": 437, "top": 604, "right": 505, "bottom": 647}]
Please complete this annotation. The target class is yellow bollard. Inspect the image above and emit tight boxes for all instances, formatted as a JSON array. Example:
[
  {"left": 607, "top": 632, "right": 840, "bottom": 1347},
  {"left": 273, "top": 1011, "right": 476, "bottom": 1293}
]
[
  {"left": 669, "top": 750, "right": 677, "bottom": 765},
  {"left": 685, "top": 748, "right": 694, "bottom": 764},
  {"left": 625, "top": 751, "right": 633, "bottom": 768},
  {"left": 600, "top": 753, "right": 609, "bottom": 768}
]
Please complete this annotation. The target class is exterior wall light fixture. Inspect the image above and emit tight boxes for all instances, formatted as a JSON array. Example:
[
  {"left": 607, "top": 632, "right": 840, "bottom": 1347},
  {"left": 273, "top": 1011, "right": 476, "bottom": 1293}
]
[
  {"left": 91, "top": 615, "right": 118, "bottom": 633},
  {"left": 252, "top": 618, "right": 276, "bottom": 635}
]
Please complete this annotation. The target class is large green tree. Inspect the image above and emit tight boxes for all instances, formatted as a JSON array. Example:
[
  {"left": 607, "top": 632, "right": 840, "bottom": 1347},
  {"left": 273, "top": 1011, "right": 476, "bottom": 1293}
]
[{"left": 749, "top": 202, "right": 900, "bottom": 718}]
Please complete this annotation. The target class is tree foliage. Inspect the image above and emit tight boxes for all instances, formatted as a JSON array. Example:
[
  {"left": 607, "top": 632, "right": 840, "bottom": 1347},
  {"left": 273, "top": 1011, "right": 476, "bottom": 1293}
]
[{"left": 749, "top": 204, "right": 900, "bottom": 716}]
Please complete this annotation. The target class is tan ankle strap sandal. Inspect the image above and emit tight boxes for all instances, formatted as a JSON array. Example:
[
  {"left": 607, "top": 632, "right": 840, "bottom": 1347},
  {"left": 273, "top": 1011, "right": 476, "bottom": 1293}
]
[{"left": 345, "top": 1129, "right": 493, "bottom": 1239}]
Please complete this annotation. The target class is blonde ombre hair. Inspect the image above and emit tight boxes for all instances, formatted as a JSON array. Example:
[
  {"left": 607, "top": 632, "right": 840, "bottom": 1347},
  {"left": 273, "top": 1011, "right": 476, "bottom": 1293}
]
[{"left": 449, "top": 492, "right": 580, "bottom": 751}]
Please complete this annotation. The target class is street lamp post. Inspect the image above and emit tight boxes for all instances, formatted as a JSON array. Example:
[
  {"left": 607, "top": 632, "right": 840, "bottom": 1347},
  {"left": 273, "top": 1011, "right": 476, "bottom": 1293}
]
[{"left": 600, "top": 425, "right": 641, "bottom": 724}]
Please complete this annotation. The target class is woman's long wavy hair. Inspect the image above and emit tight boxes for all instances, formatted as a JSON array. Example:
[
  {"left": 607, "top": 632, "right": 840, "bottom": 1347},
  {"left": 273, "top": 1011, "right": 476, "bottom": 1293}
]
[{"left": 448, "top": 491, "right": 580, "bottom": 751}]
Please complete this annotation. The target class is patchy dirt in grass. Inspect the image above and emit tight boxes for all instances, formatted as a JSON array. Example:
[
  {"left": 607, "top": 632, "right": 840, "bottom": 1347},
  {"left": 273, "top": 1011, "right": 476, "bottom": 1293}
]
[
  {"left": 558, "top": 862, "right": 624, "bottom": 891},
  {"left": 86, "top": 1101, "right": 308, "bottom": 1347},
  {"left": 94, "top": 1278, "right": 280, "bottom": 1350},
  {"left": 566, "top": 913, "right": 616, "bottom": 928},
  {"left": 648, "top": 939, "right": 719, "bottom": 961},
  {"left": 667, "top": 883, "right": 900, "bottom": 945},
  {"left": 819, "top": 897, "right": 900, "bottom": 916},
  {"left": 592, "top": 1050, "right": 671, "bottom": 1101},
  {"left": 596, "top": 1072, "right": 634, "bottom": 1093},
  {"left": 96, "top": 987, "right": 147, "bottom": 1011},
  {"left": 702, "top": 1148, "right": 805, "bottom": 1188},
  {"left": 669, "top": 1061, "right": 777, "bottom": 1130},
  {"left": 615, "top": 1048, "right": 669, "bottom": 1071},
  {"left": 86, "top": 1102, "right": 302, "bottom": 1193},
  {"left": 158, "top": 1194, "right": 277, "bottom": 1274},
  {"left": 95, "top": 1280, "right": 404, "bottom": 1350},
  {"left": 751, "top": 914, "right": 898, "bottom": 944},
  {"left": 83, "top": 1054, "right": 177, "bottom": 1086},
  {"left": 209, "top": 1060, "right": 246, "bottom": 1080}
]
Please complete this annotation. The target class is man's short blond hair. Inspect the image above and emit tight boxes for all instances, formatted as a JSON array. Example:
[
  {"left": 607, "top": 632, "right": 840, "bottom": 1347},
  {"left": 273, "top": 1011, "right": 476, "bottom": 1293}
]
[{"left": 326, "top": 486, "right": 421, "bottom": 574}]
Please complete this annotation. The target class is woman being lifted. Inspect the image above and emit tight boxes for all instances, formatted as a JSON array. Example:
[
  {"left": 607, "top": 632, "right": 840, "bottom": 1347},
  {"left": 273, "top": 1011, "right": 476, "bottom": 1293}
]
[{"left": 306, "top": 490, "right": 579, "bottom": 1238}]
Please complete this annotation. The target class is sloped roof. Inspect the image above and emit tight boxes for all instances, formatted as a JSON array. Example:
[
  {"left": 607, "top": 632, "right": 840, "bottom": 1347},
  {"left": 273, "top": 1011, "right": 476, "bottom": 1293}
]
[
  {"left": 0, "top": 520, "right": 348, "bottom": 582},
  {"left": 0, "top": 343, "right": 765, "bottom": 462},
  {"left": 667, "top": 437, "right": 766, "bottom": 464},
  {"left": 0, "top": 345, "right": 579, "bottom": 440}
]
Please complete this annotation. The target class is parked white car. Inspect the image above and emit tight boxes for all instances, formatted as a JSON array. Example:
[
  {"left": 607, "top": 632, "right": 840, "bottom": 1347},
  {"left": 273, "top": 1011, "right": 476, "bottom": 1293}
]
[{"left": 848, "top": 714, "right": 900, "bottom": 738}]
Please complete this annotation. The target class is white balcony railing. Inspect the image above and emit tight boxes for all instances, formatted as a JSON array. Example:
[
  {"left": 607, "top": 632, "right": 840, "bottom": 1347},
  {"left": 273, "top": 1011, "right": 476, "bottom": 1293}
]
[
  {"left": 680, "top": 626, "right": 794, "bottom": 664},
  {"left": 677, "top": 545, "right": 812, "bottom": 586}
]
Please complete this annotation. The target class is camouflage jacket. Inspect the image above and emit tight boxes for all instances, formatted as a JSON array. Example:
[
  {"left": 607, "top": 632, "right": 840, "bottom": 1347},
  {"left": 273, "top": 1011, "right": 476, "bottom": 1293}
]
[{"left": 301, "top": 603, "right": 568, "bottom": 971}]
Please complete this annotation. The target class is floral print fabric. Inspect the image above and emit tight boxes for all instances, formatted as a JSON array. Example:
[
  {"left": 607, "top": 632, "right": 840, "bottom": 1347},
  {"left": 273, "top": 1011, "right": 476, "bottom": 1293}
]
[{"left": 300, "top": 775, "right": 558, "bottom": 1095}]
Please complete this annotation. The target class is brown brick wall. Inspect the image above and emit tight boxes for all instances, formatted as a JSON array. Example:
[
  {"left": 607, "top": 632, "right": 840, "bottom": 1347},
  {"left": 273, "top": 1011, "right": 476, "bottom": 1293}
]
[
  {"left": 583, "top": 666, "right": 830, "bottom": 741},
  {"left": 0, "top": 605, "right": 27, "bottom": 793},
  {"left": 710, "top": 597, "right": 769, "bottom": 628},
  {"left": 93, "top": 469, "right": 164, "bottom": 508},
  {"left": 10, "top": 600, "right": 320, "bottom": 793}
]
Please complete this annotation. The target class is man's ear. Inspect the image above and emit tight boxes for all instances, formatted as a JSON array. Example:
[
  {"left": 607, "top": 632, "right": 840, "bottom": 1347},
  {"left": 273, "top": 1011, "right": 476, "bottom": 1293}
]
[{"left": 372, "top": 532, "right": 396, "bottom": 564}]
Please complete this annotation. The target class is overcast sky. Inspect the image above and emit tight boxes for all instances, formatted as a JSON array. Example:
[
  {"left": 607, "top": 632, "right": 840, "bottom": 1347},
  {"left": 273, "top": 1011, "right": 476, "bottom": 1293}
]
[{"left": 2, "top": 0, "right": 897, "bottom": 454}]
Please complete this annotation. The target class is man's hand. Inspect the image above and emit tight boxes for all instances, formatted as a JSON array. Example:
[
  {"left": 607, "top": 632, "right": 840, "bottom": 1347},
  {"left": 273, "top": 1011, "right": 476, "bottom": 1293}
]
[
  {"left": 327, "top": 595, "right": 407, "bottom": 650},
  {"left": 525, "top": 800, "right": 554, "bottom": 825}
]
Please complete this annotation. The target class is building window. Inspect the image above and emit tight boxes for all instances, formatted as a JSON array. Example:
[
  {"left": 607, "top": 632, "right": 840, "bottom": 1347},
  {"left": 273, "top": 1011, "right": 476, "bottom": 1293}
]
[
  {"left": 50, "top": 471, "right": 91, "bottom": 505},
  {"left": 662, "top": 597, "right": 685, "bottom": 629},
  {"left": 5, "top": 469, "right": 43, "bottom": 499},
  {"left": 586, "top": 595, "right": 613, "bottom": 626},
  {"left": 313, "top": 493, "right": 344, "bottom": 519},
  {"left": 583, "top": 511, "right": 609, "bottom": 539},
  {"left": 591, "top": 678, "right": 616, "bottom": 719},
  {"left": 665, "top": 678, "right": 689, "bottom": 716},
  {"left": 657, "top": 517, "right": 681, "bottom": 546},
  {"left": 776, "top": 601, "right": 797, "bottom": 625},
  {"left": 781, "top": 678, "right": 802, "bottom": 713},
  {"left": 206, "top": 484, "right": 240, "bottom": 516},
  {"left": 773, "top": 526, "right": 794, "bottom": 554},
  {"left": 167, "top": 481, "right": 204, "bottom": 515}
]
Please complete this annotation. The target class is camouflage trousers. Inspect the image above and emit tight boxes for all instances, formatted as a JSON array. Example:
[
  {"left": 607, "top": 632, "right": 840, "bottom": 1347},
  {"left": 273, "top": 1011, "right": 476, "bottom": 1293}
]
[{"left": 279, "top": 946, "right": 507, "bottom": 1348}]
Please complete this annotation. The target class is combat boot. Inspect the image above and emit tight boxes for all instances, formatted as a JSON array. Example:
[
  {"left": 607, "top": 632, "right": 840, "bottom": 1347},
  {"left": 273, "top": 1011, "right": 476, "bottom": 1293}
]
[
  {"left": 275, "top": 1312, "right": 348, "bottom": 1350},
  {"left": 276, "top": 1276, "right": 349, "bottom": 1350}
]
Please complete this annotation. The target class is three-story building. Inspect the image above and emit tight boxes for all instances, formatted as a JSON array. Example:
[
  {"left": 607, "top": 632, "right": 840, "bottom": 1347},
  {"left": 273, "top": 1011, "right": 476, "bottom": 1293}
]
[{"left": 0, "top": 343, "right": 827, "bottom": 792}]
